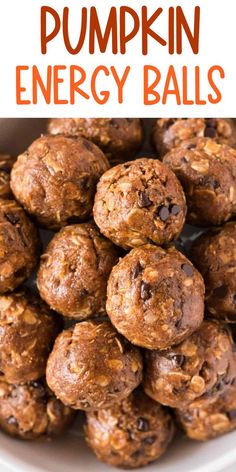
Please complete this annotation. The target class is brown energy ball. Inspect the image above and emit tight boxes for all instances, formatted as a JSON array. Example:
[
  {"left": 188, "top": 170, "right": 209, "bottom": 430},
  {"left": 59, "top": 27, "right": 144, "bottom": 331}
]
[
  {"left": 10, "top": 135, "right": 109, "bottom": 229},
  {"left": 176, "top": 386, "right": 236, "bottom": 441},
  {"left": 163, "top": 138, "right": 236, "bottom": 226},
  {"left": 0, "top": 379, "right": 74, "bottom": 440},
  {"left": 46, "top": 320, "right": 143, "bottom": 411},
  {"left": 106, "top": 245, "right": 204, "bottom": 350},
  {"left": 85, "top": 389, "right": 175, "bottom": 469},
  {"left": 0, "top": 291, "right": 61, "bottom": 384},
  {"left": 143, "top": 320, "right": 236, "bottom": 408},
  {"left": 191, "top": 222, "right": 236, "bottom": 322},
  {"left": 0, "top": 199, "right": 39, "bottom": 293},
  {"left": 48, "top": 118, "right": 144, "bottom": 165},
  {"left": 93, "top": 158, "right": 187, "bottom": 250},
  {"left": 37, "top": 223, "right": 119, "bottom": 320},
  {"left": 152, "top": 118, "right": 236, "bottom": 157}
]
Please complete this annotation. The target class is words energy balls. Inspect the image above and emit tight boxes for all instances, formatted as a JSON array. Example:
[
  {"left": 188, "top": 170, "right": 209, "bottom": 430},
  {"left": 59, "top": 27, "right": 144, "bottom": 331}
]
[
  {"left": 94, "top": 158, "right": 186, "bottom": 249},
  {"left": 46, "top": 320, "right": 143, "bottom": 410},
  {"left": 106, "top": 245, "right": 204, "bottom": 349},
  {"left": 10, "top": 135, "right": 109, "bottom": 229}
]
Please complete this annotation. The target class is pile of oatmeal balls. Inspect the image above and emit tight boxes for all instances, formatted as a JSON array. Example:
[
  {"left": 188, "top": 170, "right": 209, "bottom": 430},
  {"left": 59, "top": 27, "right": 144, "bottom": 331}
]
[{"left": 0, "top": 118, "right": 236, "bottom": 468}]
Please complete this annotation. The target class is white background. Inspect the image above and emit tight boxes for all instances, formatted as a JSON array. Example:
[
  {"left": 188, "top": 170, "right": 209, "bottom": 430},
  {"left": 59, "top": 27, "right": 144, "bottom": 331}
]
[{"left": 0, "top": 0, "right": 235, "bottom": 117}]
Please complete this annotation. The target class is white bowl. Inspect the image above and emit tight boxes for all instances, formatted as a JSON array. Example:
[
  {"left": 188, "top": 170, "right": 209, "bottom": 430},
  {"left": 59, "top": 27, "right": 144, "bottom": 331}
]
[
  {"left": 0, "top": 424, "right": 236, "bottom": 472},
  {"left": 0, "top": 118, "right": 235, "bottom": 472}
]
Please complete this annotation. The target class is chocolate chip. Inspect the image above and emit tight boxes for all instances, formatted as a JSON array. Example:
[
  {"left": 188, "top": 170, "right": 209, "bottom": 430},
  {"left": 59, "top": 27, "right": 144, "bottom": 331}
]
[
  {"left": 233, "top": 295, "right": 236, "bottom": 304},
  {"left": 175, "top": 318, "right": 182, "bottom": 328},
  {"left": 170, "top": 205, "right": 181, "bottom": 216},
  {"left": 140, "top": 282, "right": 152, "bottom": 301},
  {"left": 213, "top": 285, "right": 228, "bottom": 299},
  {"left": 7, "top": 416, "right": 18, "bottom": 426},
  {"left": 209, "top": 179, "right": 220, "bottom": 190},
  {"left": 181, "top": 156, "right": 189, "bottom": 163},
  {"left": 158, "top": 206, "right": 170, "bottom": 222},
  {"left": 199, "top": 176, "right": 220, "bottom": 190},
  {"left": 138, "top": 191, "right": 152, "bottom": 208},
  {"left": 181, "top": 264, "right": 193, "bottom": 277},
  {"left": 80, "top": 288, "right": 89, "bottom": 297},
  {"left": 5, "top": 213, "right": 20, "bottom": 225},
  {"left": 185, "top": 144, "right": 196, "bottom": 150},
  {"left": 182, "top": 412, "right": 193, "bottom": 423},
  {"left": 204, "top": 127, "right": 216, "bottom": 138},
  {"left": 132, "top": 262, "right": 143, "bottom": 279},
  {"left": 227, "top": 409, "right": 236, "bottom": 421},
  {"left": 171, "top": 354, "right": 185, "bottom": 367},
  {"left": 137, "top": 417, "right": 150, "bottom": 432},
  {"left": 131, "top": 449, "right": 144, "bottom": 459},
  {"left": 142, "top": 436, "right": 156, "bottom": 445}
]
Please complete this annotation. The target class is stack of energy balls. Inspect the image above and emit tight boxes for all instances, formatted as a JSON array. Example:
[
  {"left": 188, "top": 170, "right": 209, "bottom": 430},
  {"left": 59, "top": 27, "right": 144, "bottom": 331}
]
[{"left": 0, "top": 117, "right": 236, "bottom": 469}]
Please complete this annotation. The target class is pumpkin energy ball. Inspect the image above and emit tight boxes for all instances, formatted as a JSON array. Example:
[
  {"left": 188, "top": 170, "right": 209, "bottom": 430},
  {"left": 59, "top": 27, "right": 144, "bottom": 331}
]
[
  {"left": 46, "top": 320, "right": 143, "bottom": 410},
  {"left": 143, "top": 320, "right": 236, "bottom": 408},
  {"left": 37, "top": 222, "right": 119, "bottom": 319},
  {"left": 10, "top": 135, "right": 109, "bottom": 229},
  {"left": 106, "top": 245, "right": 204, "bottom": 350},
  {"left": 152, "top": 118, "right": 236, "bottom": 157},
  {"left": 163, "top": 138, "right": 236, "bottom": 226},
  {"left": 0, "top": 199, "right": 39, "bottom": 293},
  {"left": 176, "top": 386, "right": 236, "bottom": 441},
  {"left": 0, "top": 379, "right": 75, "bottom": 440},
  {"left": 191, "top": 222, "right": 236, "bottom": 322},
  {"left": 0, "top": 291, "right": 61, "bottom": 384},
  {"left": 48, "top": 118, "right": 144, "bottom": 165},
  {"left": 85, "top": 389, "right": 175, "bottom": 469},
  {"left": 93, "top": 158, "right": 186, "bottom": 250}
]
